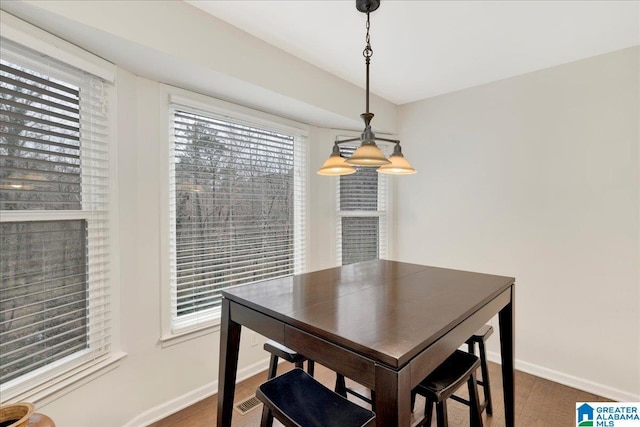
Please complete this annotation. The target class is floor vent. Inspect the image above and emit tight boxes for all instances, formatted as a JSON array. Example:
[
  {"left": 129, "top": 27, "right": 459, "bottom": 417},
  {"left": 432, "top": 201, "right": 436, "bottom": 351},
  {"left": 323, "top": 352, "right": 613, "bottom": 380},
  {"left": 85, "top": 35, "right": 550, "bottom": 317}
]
[{"left": 234, "top": 395, "right": 262, "bottom": 415}]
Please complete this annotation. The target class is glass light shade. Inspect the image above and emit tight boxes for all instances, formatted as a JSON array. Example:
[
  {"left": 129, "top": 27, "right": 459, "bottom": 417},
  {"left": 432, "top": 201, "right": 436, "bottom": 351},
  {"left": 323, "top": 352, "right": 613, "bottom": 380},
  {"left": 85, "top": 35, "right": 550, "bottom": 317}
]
[
  {"left": 377, "top": 153, "right": 417, "bottom": 175},
  {"left": 317, "top": 155, "right": 356, "bottom": 176},
  {"left": 345, "top": 143, "right": 391, "bottom": 166}
]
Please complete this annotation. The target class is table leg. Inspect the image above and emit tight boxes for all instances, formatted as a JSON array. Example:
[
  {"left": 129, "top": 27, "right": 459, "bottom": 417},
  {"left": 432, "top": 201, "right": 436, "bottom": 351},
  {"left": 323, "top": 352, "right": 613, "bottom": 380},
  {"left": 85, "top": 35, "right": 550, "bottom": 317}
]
[
  {"left": 374, "top": 364, "right": 411, "bottom": 427},
  {"left": 217, "top": 298, "right": 242, "bottom": 427},
  {"left": 499, "top": 286, "right": 515, "bottom": 427}
]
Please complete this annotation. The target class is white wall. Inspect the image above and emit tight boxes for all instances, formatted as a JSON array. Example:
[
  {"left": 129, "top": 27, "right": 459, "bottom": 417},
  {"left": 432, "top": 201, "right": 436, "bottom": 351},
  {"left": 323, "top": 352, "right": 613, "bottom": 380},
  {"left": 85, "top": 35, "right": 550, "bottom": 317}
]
[{"left": 396, "top": 47, "right": 640, "bottom": 401}]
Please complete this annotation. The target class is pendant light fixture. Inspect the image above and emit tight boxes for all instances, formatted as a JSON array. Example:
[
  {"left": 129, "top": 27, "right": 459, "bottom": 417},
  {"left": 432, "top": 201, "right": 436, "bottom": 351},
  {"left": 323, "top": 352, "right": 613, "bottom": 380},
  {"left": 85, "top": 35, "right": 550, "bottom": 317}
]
[{"left": 317, "top": 0, "right": 416, "bottom": 176}]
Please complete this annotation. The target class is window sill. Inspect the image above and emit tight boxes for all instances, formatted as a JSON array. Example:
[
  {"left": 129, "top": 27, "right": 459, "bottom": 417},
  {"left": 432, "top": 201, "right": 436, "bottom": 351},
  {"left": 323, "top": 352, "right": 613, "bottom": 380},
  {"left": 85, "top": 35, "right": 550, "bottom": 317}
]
[
  {"left": 3, "top": 351, "right": 127, "bottom": 406},
  {"left": 160, "top": 320, "right": 221, "bottom": 348}
]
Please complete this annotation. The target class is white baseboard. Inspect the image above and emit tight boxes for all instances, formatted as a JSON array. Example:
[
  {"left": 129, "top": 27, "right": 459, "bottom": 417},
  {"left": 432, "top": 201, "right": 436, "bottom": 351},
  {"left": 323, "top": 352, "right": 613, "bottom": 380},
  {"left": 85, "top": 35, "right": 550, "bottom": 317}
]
[
  {"left": 486, "top": 350, "right": 640, "bottom": 402},
  {"left": 123, "top": 357, "right": 270, "bottom": 427}
]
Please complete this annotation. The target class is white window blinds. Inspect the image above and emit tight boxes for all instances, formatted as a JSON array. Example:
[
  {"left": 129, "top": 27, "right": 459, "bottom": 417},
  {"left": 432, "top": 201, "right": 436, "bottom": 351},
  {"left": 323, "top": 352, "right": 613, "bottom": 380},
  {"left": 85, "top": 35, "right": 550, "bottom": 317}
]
[
  {"left": 337, "top": 146, "right": 387, "bottom": 265},
  {"left": 0, "top": 39, "right": 111, "bottom": 391},
  {"left": 169, "top": 106, "right": 306, "bottom": 331}
]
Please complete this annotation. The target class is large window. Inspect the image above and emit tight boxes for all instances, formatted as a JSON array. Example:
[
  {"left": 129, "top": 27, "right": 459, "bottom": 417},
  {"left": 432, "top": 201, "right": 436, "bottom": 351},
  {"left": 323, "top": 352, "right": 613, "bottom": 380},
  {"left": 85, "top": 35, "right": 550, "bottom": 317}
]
[
  {"left": 337, "top": 146, "right": 387, "bottom": 265},
  {"left": 0, "top": 38, "right": 112, "bottom": 397},
  {"left": 168, "top": 104, "right": 306, "bottom": 332}
]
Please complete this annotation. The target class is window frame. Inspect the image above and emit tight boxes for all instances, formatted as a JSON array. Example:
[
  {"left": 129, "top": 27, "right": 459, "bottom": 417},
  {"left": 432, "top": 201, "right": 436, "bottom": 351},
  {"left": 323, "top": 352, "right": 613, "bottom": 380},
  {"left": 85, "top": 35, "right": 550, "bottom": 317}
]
[
  {"left": 159, "top": 85, "right": 309, "bottom": 345},
  {"left": 0, "top": 12, "right": 123, "bottom": 404}
]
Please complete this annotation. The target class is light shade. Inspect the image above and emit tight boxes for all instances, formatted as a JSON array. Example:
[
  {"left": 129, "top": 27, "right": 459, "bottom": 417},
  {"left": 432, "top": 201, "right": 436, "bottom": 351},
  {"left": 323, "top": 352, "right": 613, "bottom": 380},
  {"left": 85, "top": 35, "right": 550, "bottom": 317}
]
[
  {"left": 377, "top": 153, "right": 417, "bottom": 175},
  {"left": 317, "top": 154, "right": 356, "bottom": 176},
  {"left": 345, "top": 143, "right": 391, "bottom": 166}
]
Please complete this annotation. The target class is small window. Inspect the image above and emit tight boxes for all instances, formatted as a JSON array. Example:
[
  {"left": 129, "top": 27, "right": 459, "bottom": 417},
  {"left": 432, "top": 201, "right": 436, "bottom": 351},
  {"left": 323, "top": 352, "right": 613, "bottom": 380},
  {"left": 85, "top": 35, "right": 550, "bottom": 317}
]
[{"left": 337, "top": 146, "right": 387, "bottom": 265}]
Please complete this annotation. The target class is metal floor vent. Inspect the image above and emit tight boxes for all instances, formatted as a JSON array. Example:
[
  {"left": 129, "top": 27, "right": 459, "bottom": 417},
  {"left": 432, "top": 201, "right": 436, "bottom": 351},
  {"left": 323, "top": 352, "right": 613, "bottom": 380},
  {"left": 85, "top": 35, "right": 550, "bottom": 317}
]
[{"left": 234, "top": 394, "right": 262, "bottom": 415}]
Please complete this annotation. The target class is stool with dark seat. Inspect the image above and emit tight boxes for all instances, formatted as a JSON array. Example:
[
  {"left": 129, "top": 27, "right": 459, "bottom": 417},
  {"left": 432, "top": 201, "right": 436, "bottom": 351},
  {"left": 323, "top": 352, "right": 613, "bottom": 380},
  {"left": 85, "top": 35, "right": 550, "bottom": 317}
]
[
  {"left": 464, "top": 324, "right": 493, "bottom": 415},
  {"left": 264, "top": 340, "right": 315, "bottom": 379},
  {"left": 411, "top": 325, "right": 494, "bottom": 418},
  {"left": 256, "top": 368, "right": 376, "bottom": 427},
  {"left": 411, "top": 350, "right": 483, "bottom": 427}
]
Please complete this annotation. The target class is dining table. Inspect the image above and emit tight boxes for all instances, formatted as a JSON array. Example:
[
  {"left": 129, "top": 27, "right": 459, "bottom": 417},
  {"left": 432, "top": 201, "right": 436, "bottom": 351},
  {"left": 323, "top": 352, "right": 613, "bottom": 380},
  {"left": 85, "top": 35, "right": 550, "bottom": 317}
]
[{"left": 216, "top": 259, "right": 515, "bottom": 427}]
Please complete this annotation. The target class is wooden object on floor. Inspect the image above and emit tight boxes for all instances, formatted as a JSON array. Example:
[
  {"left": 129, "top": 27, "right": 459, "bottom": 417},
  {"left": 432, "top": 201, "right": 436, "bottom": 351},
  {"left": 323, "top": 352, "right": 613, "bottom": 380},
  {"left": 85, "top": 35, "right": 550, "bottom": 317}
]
[
  {"left": 0, "top": 403, "right": 56, "bottom": 427},
  {"left": 412, "top": 350, "right": 483, "bottom": 427},
  {"left": 256, "top": 368, "right": 376, "bottom": 427}
]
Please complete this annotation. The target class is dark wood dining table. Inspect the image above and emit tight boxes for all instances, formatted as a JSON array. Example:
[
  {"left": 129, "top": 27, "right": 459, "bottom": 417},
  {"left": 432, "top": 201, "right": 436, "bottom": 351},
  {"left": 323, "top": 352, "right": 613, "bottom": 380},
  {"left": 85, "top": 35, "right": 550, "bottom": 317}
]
[{"left": 217, "top": 259, "right": 515, "bottom": 427}]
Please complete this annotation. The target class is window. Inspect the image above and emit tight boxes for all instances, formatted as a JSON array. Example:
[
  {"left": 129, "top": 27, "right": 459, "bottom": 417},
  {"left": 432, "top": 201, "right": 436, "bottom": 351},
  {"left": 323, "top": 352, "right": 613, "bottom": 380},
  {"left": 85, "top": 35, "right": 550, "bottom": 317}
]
[
  {"left": 168, "top": 102, "right": 306, "bottom": 332},
  {"left": 337, "top": 145, "right": 387, "bottom": 265},
  {"left": 0, "top": 38, "right": 112, "bottom": 397}
]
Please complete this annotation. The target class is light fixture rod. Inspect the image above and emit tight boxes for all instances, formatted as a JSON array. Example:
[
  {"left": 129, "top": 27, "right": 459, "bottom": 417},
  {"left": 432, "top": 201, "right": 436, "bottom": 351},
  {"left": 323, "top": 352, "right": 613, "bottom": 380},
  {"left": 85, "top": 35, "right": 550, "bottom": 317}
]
[
  {"left": 375, "top": 137, "right": 401, "bottom": 144},
  {"left": 335, "top": 137, "right": 361, "bottom": 144},
  {"left": 365, "top": 53, "right": 370, "bottom": 113},
  {"left": 364, "top": 10, "right": 372, "bottom": 114}
]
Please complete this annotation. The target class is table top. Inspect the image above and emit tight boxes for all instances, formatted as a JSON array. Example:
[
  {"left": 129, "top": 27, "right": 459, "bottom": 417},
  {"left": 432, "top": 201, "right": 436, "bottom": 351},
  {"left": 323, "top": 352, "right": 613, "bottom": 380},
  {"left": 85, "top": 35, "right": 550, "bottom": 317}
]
[{"left": 222, "top": 259, "right": 514, "bottom": 369}]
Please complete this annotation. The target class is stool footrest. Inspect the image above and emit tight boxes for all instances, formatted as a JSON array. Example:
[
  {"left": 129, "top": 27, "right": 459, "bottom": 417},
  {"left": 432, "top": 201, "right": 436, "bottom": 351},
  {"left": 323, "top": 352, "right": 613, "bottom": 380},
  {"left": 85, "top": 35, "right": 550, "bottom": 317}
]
[
  {"left": 345, "top": 388, "right": 373, "bottom": 405},
  {"left": 450, "top": 394, "right": 471, "bottom": 406}
]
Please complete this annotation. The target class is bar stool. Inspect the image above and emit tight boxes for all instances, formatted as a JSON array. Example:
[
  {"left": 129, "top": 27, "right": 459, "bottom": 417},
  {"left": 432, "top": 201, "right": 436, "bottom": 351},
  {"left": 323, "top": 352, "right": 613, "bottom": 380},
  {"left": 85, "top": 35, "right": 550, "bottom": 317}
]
[
  {"left": 462, "top": 324, "right": 493, "bottom": 415},
  {"left": 412, "top": 350, "right": 483, "bottom": 427},
  {"left": 264, "top": 340, "right": 375, "bottom": 412},
  {"left": 264, "top": 340, "right": 315, "bottom": 379},
  {"left": 264, "top": 339, "right": 374, "bottom": 411},
  {"left": 256, "top": 368, "right": 376, "bottom": 427},
  {"left": 412, "top": 325, "right": 494, "bottom": 417}
]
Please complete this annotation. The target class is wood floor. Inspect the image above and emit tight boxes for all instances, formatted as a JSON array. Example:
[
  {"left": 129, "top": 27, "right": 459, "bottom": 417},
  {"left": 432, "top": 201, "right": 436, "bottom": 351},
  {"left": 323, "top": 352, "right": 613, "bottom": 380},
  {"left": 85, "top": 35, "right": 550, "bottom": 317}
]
[{"left": 149, "top": 362, "right": 610, "bottom": 427}]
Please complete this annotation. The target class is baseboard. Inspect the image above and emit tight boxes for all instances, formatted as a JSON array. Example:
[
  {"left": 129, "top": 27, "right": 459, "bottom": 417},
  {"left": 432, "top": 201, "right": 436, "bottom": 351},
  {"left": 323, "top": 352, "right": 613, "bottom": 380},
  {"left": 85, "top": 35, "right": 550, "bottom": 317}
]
[
  {"left": 486, "top": 350, "right": 639, "bottom": 402},
  {"left": 123, "top": 357, "right": 270, "bottom": 427}
]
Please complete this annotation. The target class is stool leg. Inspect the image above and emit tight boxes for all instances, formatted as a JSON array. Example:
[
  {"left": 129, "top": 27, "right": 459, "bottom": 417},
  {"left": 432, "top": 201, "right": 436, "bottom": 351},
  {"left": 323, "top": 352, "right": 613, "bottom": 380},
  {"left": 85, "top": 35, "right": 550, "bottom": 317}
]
[
  {"left": 478, "top": 340, "right": 493, "bottom": 415},
  {"left": 260, "top": 404, "right": 272, "bottom": 427},
  {"left": 370, "top": 389, "right": 375, "bottom": 412},
  {"left": 267, "top": 355, "right": 279, "bottom": 379},
  {"left": 468, "top": 371, "right": 484, "bottom": 427},
  {"left": 424, "top": 400, "right": 434, "bottom": 427},
  {"left": 335, "top": 373, "right": 347, "bottom": 397},
  {"left": 411, "top": 390, "right": 417, "bottom": 412},
  {"left": 307, "top": 360, "right": 315, "bottom": 377},
  {"left": 436, "top": 401, "right": 448, "bottom": 427}
]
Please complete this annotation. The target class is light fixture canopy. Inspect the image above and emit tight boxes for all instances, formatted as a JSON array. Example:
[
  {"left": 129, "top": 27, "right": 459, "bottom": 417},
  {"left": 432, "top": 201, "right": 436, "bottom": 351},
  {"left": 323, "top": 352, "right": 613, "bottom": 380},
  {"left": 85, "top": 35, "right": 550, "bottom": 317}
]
[{"left": 317, "top": 0, "right": 416, "bottom": 176}]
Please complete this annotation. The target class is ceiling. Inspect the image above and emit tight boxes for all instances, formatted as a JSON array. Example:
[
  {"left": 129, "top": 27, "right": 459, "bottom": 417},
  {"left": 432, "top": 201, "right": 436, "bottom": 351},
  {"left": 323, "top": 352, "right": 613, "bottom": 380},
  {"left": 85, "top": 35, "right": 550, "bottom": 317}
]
[{"left": 188, "top": 0, "right": 639, "bottom": 105}]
